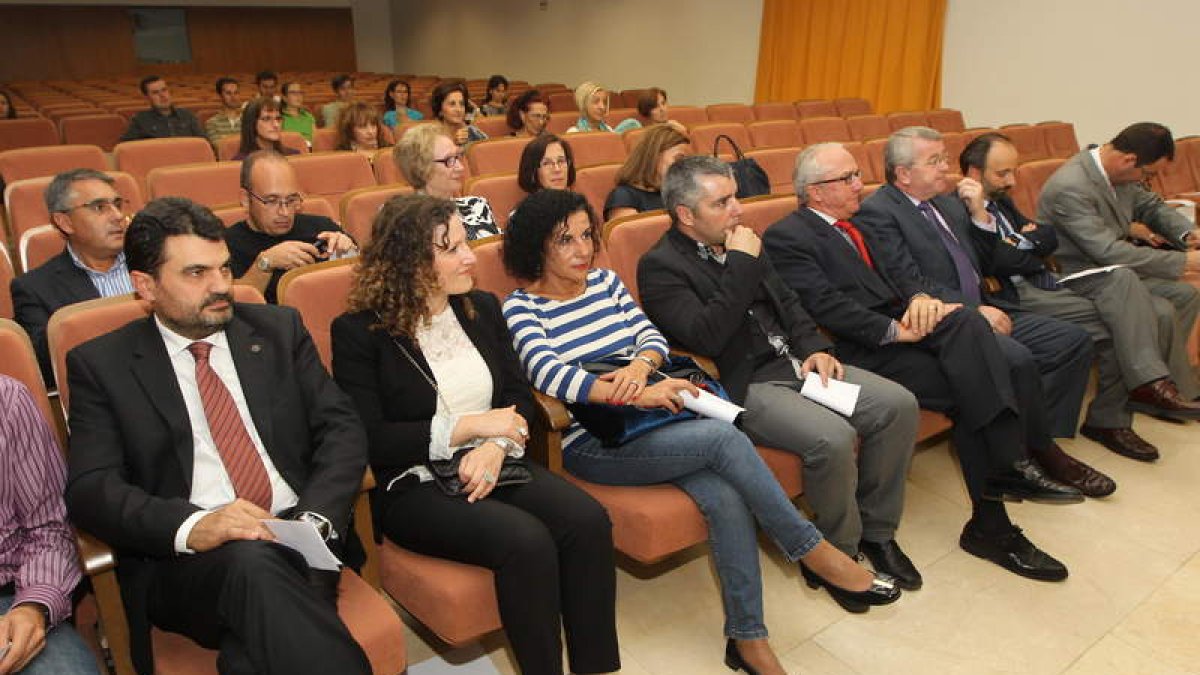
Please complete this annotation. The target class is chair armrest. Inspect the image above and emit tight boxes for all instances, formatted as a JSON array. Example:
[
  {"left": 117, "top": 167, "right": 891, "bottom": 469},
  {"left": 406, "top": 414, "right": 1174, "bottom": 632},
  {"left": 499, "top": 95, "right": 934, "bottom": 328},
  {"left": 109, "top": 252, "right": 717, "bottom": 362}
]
[
  {"left": 76, "top": 530, "right": 136, "bottom": 675},
  {"left": 353, "top": 468, "right": 380, "bottom": 589},
  {"left": 533, "top": 389, "right": 571, "bottom": 431},
  {"left": 528, "top": 389, "right": 568, "bottom": 474},
  {"left": 77, "top": 530, "right": 116, "bottom": 576},
  {"left": 667, "top": 347, "right": 720, "bottom": 378}
]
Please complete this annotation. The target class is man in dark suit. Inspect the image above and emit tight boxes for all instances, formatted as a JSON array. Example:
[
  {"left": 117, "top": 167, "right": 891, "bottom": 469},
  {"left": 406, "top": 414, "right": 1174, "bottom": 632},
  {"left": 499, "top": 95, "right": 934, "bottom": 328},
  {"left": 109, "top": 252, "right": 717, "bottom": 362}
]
[
  {"left": 11, "top": 168, "right": 133, "bottom": 383},
  {"left": 762, "top": 143, "right": 1081, "bottom": 581},
  {"left": 226, "top": 151, "right": 357, "bottom": 303},
  {"left": 854, "top": 127, "right": 1111, "bottom": 495},
  {"left": 959, "top": 133, "right": 1199, "bottom": 458},
  {"left": 119, "top": 75, "right": 205, "bottom": 142},
  {"left": 64, "top": 197, "right": 370, "bottom": 674}
]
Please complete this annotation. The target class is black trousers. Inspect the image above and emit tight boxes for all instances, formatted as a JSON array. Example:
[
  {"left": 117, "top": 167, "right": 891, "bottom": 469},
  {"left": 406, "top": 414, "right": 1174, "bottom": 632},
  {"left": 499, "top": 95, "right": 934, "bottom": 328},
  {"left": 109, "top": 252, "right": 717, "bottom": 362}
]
[
  {"left": 146, "top": 539, "right": 370, "bottom": 675},
  {"left": 379, "top": 461, "right": 620, "bottom": 675},
  {"left": 840, "top": 308, "right": 1027, "bottom": 502}
]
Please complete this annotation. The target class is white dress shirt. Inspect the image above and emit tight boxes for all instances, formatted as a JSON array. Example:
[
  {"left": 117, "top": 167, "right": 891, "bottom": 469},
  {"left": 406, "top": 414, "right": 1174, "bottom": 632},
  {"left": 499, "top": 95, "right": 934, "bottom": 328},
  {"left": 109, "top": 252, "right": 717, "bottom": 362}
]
[{"left": 156, "top": 318, "right": 298, "bottom": 553}]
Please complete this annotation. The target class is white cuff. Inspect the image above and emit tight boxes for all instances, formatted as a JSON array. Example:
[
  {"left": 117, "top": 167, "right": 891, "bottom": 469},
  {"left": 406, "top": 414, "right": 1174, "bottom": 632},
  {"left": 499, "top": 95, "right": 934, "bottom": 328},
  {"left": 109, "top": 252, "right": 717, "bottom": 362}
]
[
  {"left": 488, "top": 436, "right": 525, "bottom": 459},
  {"left": 174, "top": 510, "right": 212, "bottom": 554},
  {"left": 428, "top": 411, "right": 462, "bottom": 460}
]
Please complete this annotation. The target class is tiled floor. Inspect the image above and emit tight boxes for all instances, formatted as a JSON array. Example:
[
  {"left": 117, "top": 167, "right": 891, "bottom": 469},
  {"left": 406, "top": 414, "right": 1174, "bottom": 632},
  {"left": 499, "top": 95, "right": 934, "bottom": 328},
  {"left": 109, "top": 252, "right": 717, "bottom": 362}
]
[{"left": 399, "top": 415, "right": 1198, "bottom": 674}]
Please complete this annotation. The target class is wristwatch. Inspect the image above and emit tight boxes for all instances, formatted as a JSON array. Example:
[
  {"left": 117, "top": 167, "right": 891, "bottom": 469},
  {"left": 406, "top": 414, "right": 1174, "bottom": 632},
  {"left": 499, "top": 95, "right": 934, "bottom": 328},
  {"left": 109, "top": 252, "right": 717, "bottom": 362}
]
[
  {"left": 257, "top": 254, "right": 272, "bottom": 272},
  {"left": 295, "top": 511, "right": 334, "bottom": 541}
]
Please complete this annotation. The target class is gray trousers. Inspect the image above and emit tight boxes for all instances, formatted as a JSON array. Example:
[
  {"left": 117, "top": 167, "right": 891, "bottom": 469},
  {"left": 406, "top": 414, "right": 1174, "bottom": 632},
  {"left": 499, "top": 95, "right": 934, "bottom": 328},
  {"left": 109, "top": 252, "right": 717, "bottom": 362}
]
[
  {"left": 1015, "top": 266, "right": 1189, "bottom": 428},
  {"left": 1141, "top": 276, "right": 1200, "bottom": 400},
  {"left": 741, "top": 365, "right": 918, "bottom": 556}
]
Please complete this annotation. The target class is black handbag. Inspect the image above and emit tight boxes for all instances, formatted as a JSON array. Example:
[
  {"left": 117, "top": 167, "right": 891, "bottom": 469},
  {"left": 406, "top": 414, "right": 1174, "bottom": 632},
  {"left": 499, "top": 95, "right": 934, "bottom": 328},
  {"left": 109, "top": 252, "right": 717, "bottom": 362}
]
[
  {"left": 713, "top": 134, "right": 770, "bottom": 198},
  {"left": 566, "top": 355, "right": 733, "bottom": 447}
]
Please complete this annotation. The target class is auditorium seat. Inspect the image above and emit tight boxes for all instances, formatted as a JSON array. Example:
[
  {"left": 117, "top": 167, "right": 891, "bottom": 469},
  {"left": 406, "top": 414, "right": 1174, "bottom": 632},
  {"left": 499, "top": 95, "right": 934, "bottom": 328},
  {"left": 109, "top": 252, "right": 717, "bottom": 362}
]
[
  {"left": 4, "top": 171, "right": 142, "bottom": 245},
  {"left": 887, "top": 110, "right": 929, "bottom": 131},
  {"left": 622, "top": 127, "right": 647, "bottom": 153},
  {"left": 1012, "top": 158, "right": 1066, "bottom": 217},
  {"left": 619, "top": 89, "right": 648, "bottom": 109},
  {"left": 668, "top": 106, "right": 708, "bottom": 127},
  {"left": 740, "top": 193, "right": 802, "bottom": 236},
  {"left": 146, "top": 161, "right": 242, "bottom": 207},
  {"left": 463, "top": 174, "right": 524, "bottom": 229},
  {"left": 371, "top": 148, "right": 406, "bottom": 185},
  {"left": 546, "top": 111, "right": 578, "bottom": 135},
  {"left": 794, "top": 100, "right": 838, "bottom": 119},
  {"left": 475, "top": 115, "right": 512, "bottom": 138},
  {"left": 1153, "top": 136, "right": 1200, "bottom": 203},
  {"left": 959, "top": 127, "right": 997, "bottom": 150},
  {"left": 18, "top": 224, "right": 66, "bottom": 274},
  {"left": 548, "top": 91, "right": 577, "bottom": 112},
  {"left": 216, "top": 132, "right": 310, "bottom": 161},
  {"left": 339, "top": 184, "right": 414, "bottom": 246},
  {"left": 706, "top": 104, "right": 755, "bottom": 124},
  {"left": 863, "top": 138, "right": 888, "bottom": 186},
  {"left": 608, "top": 108, "right": 638, "bottom": 129},
  {"left": 0, "top": 247, "right": 14, "bottom": 318},
  {"left": 688, "top": 123, "right": 753, "bottom": 159},
  {"left": 467, "top": 136, "right": 533, "bottom": 176},
  {"left": 567, "top": 131, "right": 627, "bottom": 168},
  {"left": 59, "top": 114, "right": 127, "bottom": 151},
  {"left": 0, "top": 144, "right": 107, "bottom": 184},
  {"left": 799, "top": 116, "right": 852, "bottom": 144},
  {"left": 0, "top": 118, "right": 60, "bottom": 152},
  {"left": 290, "top": 152, "right": 377, "bottom": 211},
  {"left": 925, "top": 108, "right": 967, "bottom": 133},
  {"left": 843, "top": 141, "right": 880, "bottom": 185},
  {"left": 833, "top": 97, "right": 873, "bottom": 117},
  {"left": 1037, "top": 121, "right": 1081, "bottom": 158},
  {"left": 752, "top": 102, "right": 798, "bottom": 121},
  {"left": 745, "top": 147, "right": 801, "bottom": 194},
  {"left": 574, "top": 164, "right": 621, "bottom": 222},
  {"left": 210, "top": 205, "right": 247, "bottom": 227},
  {"left": 312, "top": 128, "right": 338, "bottom": 153},
  {"left": 468, "top": 236, "right": 523, "bottom": 302},
  {"left": 1001, "top": 124, "right": 1051, "bottom": 162},
  {"left": 300, "top": 196, "right": 338, "bottom": 223},
  {"left": 747, "top": 120, "right": 803, "bottom": 149},
  {"left": 113, "top": 137, "right": 217, "bottom": 193},
  {"left": 846, "top": 114, "right": 891, "bottom": 142}
]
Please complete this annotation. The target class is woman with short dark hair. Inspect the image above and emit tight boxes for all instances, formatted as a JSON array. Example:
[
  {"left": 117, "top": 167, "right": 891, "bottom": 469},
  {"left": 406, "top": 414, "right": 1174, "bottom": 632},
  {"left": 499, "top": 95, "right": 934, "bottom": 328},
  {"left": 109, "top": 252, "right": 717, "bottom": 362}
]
[
  {"left": 517, "top": 134, "right": 576, "bottom": 194},
  {"left": 431, "top": 79, "right": 487, "bottom": 146},
  {"left": 506, "top": 90, "right": 550, "bottom": 137}
]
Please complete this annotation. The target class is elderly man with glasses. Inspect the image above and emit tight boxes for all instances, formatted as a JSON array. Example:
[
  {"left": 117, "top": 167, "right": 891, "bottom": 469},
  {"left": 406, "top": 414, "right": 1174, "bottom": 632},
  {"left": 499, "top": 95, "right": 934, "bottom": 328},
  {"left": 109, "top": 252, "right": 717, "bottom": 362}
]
[
  {"left": 11, "top": 168, "right": 134, "bottom": 383},
  {"left": 226, "top": 151, "right": 357, "bottom": 303}
]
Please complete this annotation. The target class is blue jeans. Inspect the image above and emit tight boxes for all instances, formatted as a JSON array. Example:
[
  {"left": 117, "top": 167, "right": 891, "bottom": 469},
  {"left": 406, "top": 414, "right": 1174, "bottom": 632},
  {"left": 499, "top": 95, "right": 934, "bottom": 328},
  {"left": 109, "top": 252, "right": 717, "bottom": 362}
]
[
  {"left": 0, "top": 594, "right": 99, "bottom": 675},
  {"left": 564, "top": 418, "right": 824, "bottom": 639}
]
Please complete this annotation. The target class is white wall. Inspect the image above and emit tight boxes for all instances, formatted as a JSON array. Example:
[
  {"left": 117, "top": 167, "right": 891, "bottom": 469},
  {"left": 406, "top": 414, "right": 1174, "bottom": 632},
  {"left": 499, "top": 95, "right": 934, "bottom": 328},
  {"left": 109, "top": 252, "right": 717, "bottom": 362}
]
[
  {"left": 352, "top": 0, "right": 395, "bottom": 73},
  {"left": 942, "top": 0, "right": 1200, "bottom": 148},
  {"left": 389, "top": 0, "right": 764, "bottom": 107}
]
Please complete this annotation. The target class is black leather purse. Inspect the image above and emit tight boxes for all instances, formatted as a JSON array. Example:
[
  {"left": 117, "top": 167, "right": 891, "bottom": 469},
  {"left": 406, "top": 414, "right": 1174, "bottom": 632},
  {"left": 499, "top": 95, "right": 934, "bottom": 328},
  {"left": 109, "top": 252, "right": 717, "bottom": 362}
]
[{"left": 713, "top": 134, "right": 770, "bottom": 198}]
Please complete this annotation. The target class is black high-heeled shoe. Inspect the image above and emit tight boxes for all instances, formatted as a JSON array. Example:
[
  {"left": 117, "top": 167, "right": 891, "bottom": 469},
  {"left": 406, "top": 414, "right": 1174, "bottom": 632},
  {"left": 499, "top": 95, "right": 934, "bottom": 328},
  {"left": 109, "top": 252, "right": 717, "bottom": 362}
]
[
  {"left": 799, "top": 562, "right": 901, "bottom": 613},
  {"left": 724, "top": 638, "right": 761, "bottom": 675}
]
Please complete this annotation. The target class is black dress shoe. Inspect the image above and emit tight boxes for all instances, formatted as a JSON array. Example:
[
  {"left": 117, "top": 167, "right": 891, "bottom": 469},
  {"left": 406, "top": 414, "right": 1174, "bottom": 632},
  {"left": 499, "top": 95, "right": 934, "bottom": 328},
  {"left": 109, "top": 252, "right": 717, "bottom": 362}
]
[
  {"left": 959, "top": 523, "right": 1068, "bottom": 581},
  {"left": 724, "top": 639, "right": 760, "bottom": 675},
  {"left": 983, "top": 459, "right": 1084, "bottom": 504},
  {"left": 1080, "top": 425, "right": 1160, "bottom": 462},
  {"left": 799, "top": 563, "right": 901, "bottom": 613},
  {"left": 859, "top": 539, "right": 922, "bottom": 591}
]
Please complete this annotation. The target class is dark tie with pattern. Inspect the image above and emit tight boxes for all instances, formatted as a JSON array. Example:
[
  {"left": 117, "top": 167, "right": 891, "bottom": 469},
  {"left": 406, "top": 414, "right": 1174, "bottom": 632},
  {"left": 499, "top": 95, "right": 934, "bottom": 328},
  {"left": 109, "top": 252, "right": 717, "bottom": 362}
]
[
  {"left": 832, "top": 219, "right": 875, "bottom": 270},
  {"left": 188, "top": 341, "right": 273, "bottom": 510},
  {"left": 917, "top": 201, "right": 981, "bottom": 305},
  {"left": 986, "top": 202, "right": 1060, "bottom": 291}
]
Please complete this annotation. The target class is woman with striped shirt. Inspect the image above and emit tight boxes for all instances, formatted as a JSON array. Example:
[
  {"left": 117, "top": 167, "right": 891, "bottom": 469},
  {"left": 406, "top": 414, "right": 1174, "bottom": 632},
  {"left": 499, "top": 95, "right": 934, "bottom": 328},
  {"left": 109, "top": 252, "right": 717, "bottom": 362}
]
[{"left": 501, "top": 190, "right": 899, "bottom": 675}]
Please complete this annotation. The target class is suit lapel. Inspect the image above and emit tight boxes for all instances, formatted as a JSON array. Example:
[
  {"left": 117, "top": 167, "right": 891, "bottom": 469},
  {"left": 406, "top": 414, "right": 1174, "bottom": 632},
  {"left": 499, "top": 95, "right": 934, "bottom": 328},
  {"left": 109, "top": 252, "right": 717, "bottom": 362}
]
[
  {"left": 49, "top": 253, "right": 101, "bottom": 303},
  {"left": 129, "top": 318, "right": 195, "bottom": 488},
  {"left": 1079, "top": 150, "right": 1131, "bottom": 229},
  {"left": 805, "top": 211, "right": 899, "bottom": 301},
  {"left": 667, "top": 228, "right": 725, "bottom": 293}
]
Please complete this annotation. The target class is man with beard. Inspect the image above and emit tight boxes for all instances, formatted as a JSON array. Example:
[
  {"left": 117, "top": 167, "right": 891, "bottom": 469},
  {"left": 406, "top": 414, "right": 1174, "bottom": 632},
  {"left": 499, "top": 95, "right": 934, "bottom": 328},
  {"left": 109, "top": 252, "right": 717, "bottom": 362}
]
[
  {"left": 63, "top": 197, "right": 371, "bottom": 674},
  {"left": 959, "top": 132, "right": 1200, "bottom": 459}
]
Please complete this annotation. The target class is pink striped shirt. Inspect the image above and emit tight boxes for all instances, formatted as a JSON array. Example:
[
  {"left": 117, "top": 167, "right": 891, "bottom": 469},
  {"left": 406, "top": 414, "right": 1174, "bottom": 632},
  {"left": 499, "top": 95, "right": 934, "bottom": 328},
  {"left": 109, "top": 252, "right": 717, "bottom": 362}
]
[{"left": 0, "top": 375, "right": 81, "bottom": 626}]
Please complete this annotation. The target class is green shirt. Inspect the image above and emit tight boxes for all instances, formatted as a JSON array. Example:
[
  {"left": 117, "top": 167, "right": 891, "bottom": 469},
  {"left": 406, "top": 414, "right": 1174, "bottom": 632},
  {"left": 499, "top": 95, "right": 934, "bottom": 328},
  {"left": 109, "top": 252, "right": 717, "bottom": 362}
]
[{"left": 283, "top": 108, "right": 316, "bottom": 143}]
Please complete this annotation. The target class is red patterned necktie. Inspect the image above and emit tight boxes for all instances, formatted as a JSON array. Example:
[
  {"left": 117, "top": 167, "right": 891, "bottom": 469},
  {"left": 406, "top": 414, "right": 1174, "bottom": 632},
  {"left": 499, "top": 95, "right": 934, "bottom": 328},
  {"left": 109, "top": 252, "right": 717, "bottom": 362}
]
[
  {"left": 187, "top": 341, "right": 273, "bottom": 511},
  {"left": 832, "top": 219, "right": 875, "bottom": 270}
]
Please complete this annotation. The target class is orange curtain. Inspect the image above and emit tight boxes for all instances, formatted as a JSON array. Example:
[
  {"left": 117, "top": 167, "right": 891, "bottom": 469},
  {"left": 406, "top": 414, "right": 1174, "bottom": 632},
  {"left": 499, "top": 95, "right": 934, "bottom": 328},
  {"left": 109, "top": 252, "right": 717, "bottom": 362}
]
[{"left": 754, "top": 0, "right": 945, "bottom": 114}]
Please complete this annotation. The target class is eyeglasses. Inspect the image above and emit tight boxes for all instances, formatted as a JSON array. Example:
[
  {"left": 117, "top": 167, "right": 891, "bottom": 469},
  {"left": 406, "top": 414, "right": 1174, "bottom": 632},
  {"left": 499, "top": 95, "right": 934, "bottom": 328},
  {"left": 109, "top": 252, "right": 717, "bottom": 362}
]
[
  {"left": 432, "top": 153, "right": 465, "bottom": 168},
  {"left": 811, "top": 170, "right": 862, "bottom": 187},
  {"left": 525, "top": 112, "right": 549, "bottom": 121},
  {"left": 921, "top": 154, "right": 950, "bottom": 168},
  {"left": 539, "top": 157, "right": 569, "bottom": 169},
  {"left": 67, "top": 197, "right": 127, "bottom": 215},
  {"left": 246, "top": 189, "right": 304, "bottom": 210}
]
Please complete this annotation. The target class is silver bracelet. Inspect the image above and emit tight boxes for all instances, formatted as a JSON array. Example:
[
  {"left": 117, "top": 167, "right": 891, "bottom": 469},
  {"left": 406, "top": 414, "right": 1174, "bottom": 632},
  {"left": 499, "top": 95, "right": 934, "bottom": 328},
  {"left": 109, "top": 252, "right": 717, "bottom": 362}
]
[
  {"left": 489, "top": 436, "right": 522, "bottom": 456},
  {"left": 634, "top": 355, "right": 659, "bottom": 371}
]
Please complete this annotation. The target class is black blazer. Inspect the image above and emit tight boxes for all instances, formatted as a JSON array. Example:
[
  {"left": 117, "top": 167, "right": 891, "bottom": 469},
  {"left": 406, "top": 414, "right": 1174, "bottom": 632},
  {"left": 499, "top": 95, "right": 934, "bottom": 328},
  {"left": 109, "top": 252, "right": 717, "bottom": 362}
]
[
  {"left": 330, "top": 291, "right": 537, "bottom": 492},
  {"left": 10, "top": 250, "right": 101, "bottom": 384},
  {"left": 64, "top": 303, "right": 367, "bottom": 671},
  {"left": 763, "top": 208, "right": 927, "bottom": 348},
  {"left": 973, "top": 195, "right": 1059, "bottom": 304},
  {"left": 636, "top": 226, "right": 831, "bottom": 404}
]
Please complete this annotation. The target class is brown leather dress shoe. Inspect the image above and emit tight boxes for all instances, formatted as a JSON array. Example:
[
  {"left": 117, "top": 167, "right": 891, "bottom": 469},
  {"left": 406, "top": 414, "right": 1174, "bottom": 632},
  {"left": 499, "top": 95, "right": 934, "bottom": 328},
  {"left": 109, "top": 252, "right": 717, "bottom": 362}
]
[
  {"left": 1127, "top": 378, "right": 1200, "bottom": 421},
  {"left": 1035, "top": 448, "right": 1117, "bottom": 498},
  {"left": 1079, "top": 425, "right": 1160, "bottom": 462}
]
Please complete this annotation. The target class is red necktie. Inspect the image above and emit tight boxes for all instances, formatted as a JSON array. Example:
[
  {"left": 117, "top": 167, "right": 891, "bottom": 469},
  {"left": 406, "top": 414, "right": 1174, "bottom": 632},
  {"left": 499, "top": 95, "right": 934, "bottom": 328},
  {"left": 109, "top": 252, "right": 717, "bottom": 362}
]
[
  {"left": 188, "top": 342, "right": 273, "bottom": 511},
  {"left": 832, "top": 220, "right": 875, "bottom": 270}
]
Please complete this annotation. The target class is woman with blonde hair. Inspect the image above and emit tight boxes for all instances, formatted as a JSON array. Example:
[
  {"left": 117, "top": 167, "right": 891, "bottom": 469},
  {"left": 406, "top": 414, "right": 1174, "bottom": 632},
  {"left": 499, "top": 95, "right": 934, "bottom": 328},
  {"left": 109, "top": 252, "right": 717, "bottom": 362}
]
[
  {"left": 394, "top": 123, "right": 499, "bottom": 239},
  {"left": 566, "top": 82, "right": 640, "bottom": 134},
  {"left": 603, "top": 124, "right": 690, "bottom": 220}
]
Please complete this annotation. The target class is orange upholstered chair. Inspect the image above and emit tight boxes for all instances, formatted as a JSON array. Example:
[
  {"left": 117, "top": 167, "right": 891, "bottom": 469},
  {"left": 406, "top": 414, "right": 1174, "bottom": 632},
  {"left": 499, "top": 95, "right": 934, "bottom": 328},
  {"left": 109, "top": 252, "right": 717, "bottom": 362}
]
[
  {"left": 1037, "top": 121, "right": 1081, "bottom": 159},
  {"left": 747, "top": 120, "right": 803, "bottom": 149},
  {"left": 312, "top": 128, "right": 339, "bottom": 153},
  {"left": 113, "top": 138, "right": 216, "bottom": 193},
  {"left": 0, "top": 117, "right": 60, "bottom": 152},
  {"left": 740, "top": 193, "right": 801, "bottom": 236},
  {"left": 566, "top": 131, "right": 627, "bottom": 168},
  {"left": 464, "top": 174, "right": 524, "bottom": 229},
  {"left": 745, "top": 147, "right": 802, "bottom": 194},
  {"left": 621, "top": 127, "right": 648, "bottom": 154},
  {"left": 886, "top": 110, "right": 930, "bottom": 131},
  {"left": 706, "top": 103, "right": 755, "bottom": 124},
  {"left": 799, "top": 116, "right": 852, "bottom": 144},
  {"left": 833, "top": 98, "right": 873, "bottom": 117},
  {"left": 863, "top": 138, "right": 889, "bottom": 187},
  {"left": 752, "top": 102, "right": 798, "bottom": 121},
  {"left": 47, "top": 288, "right": 406, "bottom": 675},
  {"left": 146, "top": 161, "right": 242, "bottom": 207},
  {"left": 290, "top": 152, "right": 377, "bottom": 211},
  {"left": 338, "top": 184, "right": 414, "bottom": 246},
  {"left": 1012, "top": 158, "right": 1066, "bottom": 218},
  {"left": 688, "top": 123, "right": 753, "bottom": 159},
  {"left": 926, "top": 109, "right": 966, "bottom": 133},
  {"left": 18, "top": 224, "right": 67, "bottom": 273},
  {"left": 607, "top": 108, "right": 638, "bottom": 129},
  {"left": 59, "top": 114, "right": 127, "bottom": 151},
  {"left": 1001, "top": 124, "right": 1051, "bottom": 163},
  {"left": 794, "top": 100, "right": 838, "bottom": 119},
  {"left": 0, "top": 144, "right": 107, "bottom": 183},
  {"left": 474, "top": 115, "right": 512, "bottom": 138},
  {"left": 846, "top": 114, "right": 892, "bottom": 142},
  {"left": 843, "top": 141, "right": 879, "bottom": 186},
  {"left": 668, "top": 106, "right": 708, "bottom": 127},
  {"left": 547, "top": 91, "right": 578, "bottom": 113},
  {"left": 210, "top": 205, "right": 247, "bottom": 227},
  {"left": 546, "top": 111, "right": 578, "bottom": 135},
  {"left": 574, "top": 164, "right": 621, "bottom": 221},
  {"left": 4, "top": 171, "right": 143, "bottom": 244},
  {"left": 0, "top": 249, "right": 14, "bottom": 318},
  {"left": 467, "top": 136, "right": 533, "bottom": 176}
]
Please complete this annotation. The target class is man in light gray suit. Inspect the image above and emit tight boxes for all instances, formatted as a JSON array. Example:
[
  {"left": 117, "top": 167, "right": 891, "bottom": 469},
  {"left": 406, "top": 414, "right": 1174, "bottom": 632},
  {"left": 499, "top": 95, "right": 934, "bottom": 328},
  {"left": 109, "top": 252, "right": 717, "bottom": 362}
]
[{"left": 1038, "top": 122, "right": 1200, "bottom": 418}]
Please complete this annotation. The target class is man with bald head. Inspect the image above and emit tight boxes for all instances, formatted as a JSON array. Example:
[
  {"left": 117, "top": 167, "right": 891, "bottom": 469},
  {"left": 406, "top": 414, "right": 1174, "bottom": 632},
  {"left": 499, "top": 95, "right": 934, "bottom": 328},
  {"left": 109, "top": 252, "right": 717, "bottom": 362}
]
[{"left": 225, "top": 151, "right": 356, "bottom": 302}]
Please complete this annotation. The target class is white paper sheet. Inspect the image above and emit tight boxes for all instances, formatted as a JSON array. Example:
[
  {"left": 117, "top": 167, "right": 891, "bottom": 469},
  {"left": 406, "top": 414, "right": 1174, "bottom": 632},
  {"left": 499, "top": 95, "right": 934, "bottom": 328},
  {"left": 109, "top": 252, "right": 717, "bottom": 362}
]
[
  {"left": 262, "top": 519, "right": 342, "bottom": 571},
  {"left": 799, "top": 371, "right": 860, "bottom": 417},
  {"left": 679, "top": 388, "right": 745, "bottom": 424},
  {"left": 1057, "top": 264, "right": 1125, "bottom": 284}
]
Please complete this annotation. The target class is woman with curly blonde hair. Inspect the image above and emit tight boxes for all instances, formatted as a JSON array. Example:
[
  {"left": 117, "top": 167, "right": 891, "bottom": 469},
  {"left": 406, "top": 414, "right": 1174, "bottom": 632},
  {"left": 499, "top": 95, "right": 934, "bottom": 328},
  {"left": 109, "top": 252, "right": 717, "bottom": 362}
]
[{"left": 330, "top": 193, "right": 620, "bottom": 675}]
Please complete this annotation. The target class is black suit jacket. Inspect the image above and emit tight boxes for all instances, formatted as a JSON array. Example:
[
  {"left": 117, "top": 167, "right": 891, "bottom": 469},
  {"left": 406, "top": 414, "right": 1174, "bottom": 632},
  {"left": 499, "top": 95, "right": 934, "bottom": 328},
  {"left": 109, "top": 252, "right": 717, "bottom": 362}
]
[
  {"left": 10, "top": 250, "right": 101, "bottom": 384},
  {"left": 763, "top": 208, "right": 928, "bottom": 348},
  {"left": 64, "top": 303, "right": 367, "bottom": 670},
  {"left": 974, "top": 195, "right": 1058, "bottom": 304},
  {"left": 637, "top": 227, "right": 831, "bottom": 404},
  {"left": 331, "top": 291, "right": 536, "bottom": 492}
]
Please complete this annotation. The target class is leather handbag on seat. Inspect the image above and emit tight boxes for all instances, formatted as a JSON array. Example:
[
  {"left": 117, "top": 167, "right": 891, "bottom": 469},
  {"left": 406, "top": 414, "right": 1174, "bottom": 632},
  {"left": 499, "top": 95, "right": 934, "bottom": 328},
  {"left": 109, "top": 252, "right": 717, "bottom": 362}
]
[{"left": 712, "top": 134, "right": 770, "bottom": 198}]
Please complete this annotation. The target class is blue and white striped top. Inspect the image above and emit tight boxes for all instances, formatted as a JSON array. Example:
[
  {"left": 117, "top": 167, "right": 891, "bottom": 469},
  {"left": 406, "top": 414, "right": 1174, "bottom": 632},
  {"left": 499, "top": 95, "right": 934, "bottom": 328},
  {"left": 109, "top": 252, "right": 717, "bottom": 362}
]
[{"left": 503, "top": 268, "right": 669, "bottom": 450}]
